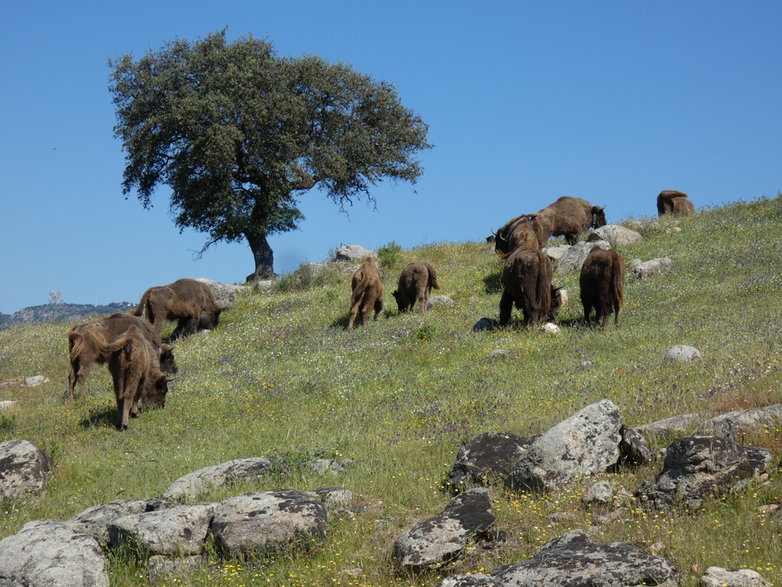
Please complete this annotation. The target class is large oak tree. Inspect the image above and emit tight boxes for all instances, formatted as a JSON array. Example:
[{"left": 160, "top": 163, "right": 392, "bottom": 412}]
[{"left": 109, "top": 31, "right": 431, "bottom": 281}]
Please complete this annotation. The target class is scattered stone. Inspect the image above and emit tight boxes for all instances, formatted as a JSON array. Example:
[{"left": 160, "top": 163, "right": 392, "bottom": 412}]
[
  {"left": 392, "top": 488, "right": 495, "bottom": 570},
  {"left": 68, "top": 499, "right": 156, "bottom": 548},
  {"left": 541, "top": 322, "right": 560, "bottom": 335},
  {"left": 0, "top": 439, "right": 53, "bottom": 500},
  {"left": 444, "top": 432, "right": 538, "bottom": 493},
  {"left": 543, "top": 244, "right": 571, "bottom": 262},
  {"left": 506, "top": 400, "right": 623, "bottom": 492},
  {"left": 437, "top": 530, "right": 680, "bottom": 586},
  {"left": 633, "top": 256, "right": 673, "bottom": 279},
  {"left": 664, "top": 345, "right": 702, "bottom": 363},
  {"left": 162, "top": 458, "right": 272, "bottom": 503},
  {"left": 253, "top": 279, "right": 274, "bottom": 293},
  {"left": 472, "top": 317, "right": 497, "bottom": 332},
  {"left": 0, "top": 520, "right": 109, "bottom": 587},
  {"left": 635, "top": 436, "right": 772, "bottom": 511},
  {"left": 334, "top": 244, "right": 374, "bottom": 261},
  {"left": 700, "top": 566, "right": 772, "bottom": 587},
  {"left": 109, "top": 504, "right": 213, "bottom": 557},
  {"left": 194, "top": 278, "right": 250, "bottom": 309},
  {"left": 583, "top": 481, "right": 614, "bottom": 507},
  {"left": 147, "top": 555, "right": 204, "bottom": 582},
  {"left": 0, "top": 376, "right": 49, "bottom": 388},
  {"left": 0, "top": 400, "right": 18, "bottom": 412},
  {"left": 305, "top": 487, "right": 356, "bottom": 516},
  {"left": 616, "top": 425, "right": 654, "bottom": 466},
  {"left": 310, "top": 459, "right": 345, "bottom": 476},
  {"left": 697, "top": 404, "right": 782, "bottom": 439},
  {"left": 429, "top": 295, "right": 455, "bottom": 308},
  {"left": 555, "top": 240, "right": 611, "bottom": 275},
  {"left": 487, "top": 349, "right": 514, "bottom": 360},
  {"left": 635, "top": 413, "right": 702, "bottom": 436},
  {"left": 589, "top": 224, "right": 643, "bottom": 246}
]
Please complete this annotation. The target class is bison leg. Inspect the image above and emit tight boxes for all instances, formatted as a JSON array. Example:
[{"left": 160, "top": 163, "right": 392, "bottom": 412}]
[
  {"left": 613, "top": 303, "right": 621, "bottom": 327},
  {"left": 373, "top": 297, "right": 383, "bottom": 321},
  {"left": 499, "top": 291, "right": 514, "bottom": 326},
  {"left": 565, "top": 232, "right": 579, "bottom": 245},
  {"left": 582, "top": 300, "right": 593, "bottom": 324},
  {"left": 347, "top": 304, "right": 358, "bottom": 330}
]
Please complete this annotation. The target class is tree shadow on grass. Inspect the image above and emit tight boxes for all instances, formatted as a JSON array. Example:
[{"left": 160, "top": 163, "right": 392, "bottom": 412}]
[{"left": 79, "top": 406, "right": 117, "bottom": 429}]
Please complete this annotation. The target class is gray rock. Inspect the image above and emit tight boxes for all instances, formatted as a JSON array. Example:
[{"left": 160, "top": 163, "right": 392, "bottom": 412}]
[
  {"left": 633, "top": 256, "right": 673, "bottom": 279},
  {"left": 438, "top": 530, "right": 680, "bottom": 586},
  {"left": 635, "top": 436, "right": 772, "bottom": 511},
  {"left": 543, "top": 244, "right": 571, "bottom": 262},
  {"left": 147, "top": 555, "right": 204, "bottom": 582},
  {"left": 162, "top": 458, "right": 272, "bottom": 503},
  {"left": 697, "top": 404, "right": 782, "bottom": 439},
  {"left": 555, "top": 240, "right": 611, "bottom": 275},
  {"left": 22, "top": 375, "right": 50, "bottom": 387},
  {"left": 506, "top": 400, "right": 623, "bottom": 492},
  {"left": 472, "top": 317, "right": 497, "bottom": 332},
  {"left": 109, "top": 504, "right": 214, "bottom": 557},
  {"left": 194, "top": 278, "right": 250, "bottom": 309},
  {"left": 634, "top": 413, "right": 701, "bottom": 436},
  {"left": 0, "top": 520, "right": 109, "bottom": 587},
  {"left": 305, "top": 487, "right": 356, "bottom": 516},
  {"left": 392, "top": 488, "right": 495, "bottom": 570},
  {"left": 701, "top": 566, "right": 772, "bottom": 587},
  {"left": 589, "top": 224, "right": 643, "bottom": 246},
  {"left": 334, "top": 245, "right": 374, "bottom": 261},
  {"left": 310, "top": 459, "right": 345, "bottom": 476},
  {"left": 617, "top": 425, "right": 654, "bottom": 466},
  {"left": 0, "top": 400, "right": 18, "bottom": 413},
  {"left": 209, "top": 490, "right": 327, "bottom": 558},
  {"left": 583, "top": 481, "right": 615, "bottom": 507},
  {"left": 444, "top": 432, "right": 538, "bottom": 493},
  {"left": 0, "top": 439, "right": 53, "bottom": 500},
  {"left": 428, "top": 294, "right": 455, "bottom": 308},
  {"left": 68, "top": 499, "right": 154, "bottom": 548},
  {"left": 664, "top": 345, "right": 702, "bottom": 363}
]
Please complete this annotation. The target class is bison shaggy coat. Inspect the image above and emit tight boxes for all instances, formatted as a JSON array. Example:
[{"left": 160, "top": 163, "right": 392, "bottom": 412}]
[
  {"left": 68, "top": 325, "right": 169, "bottom": 429},
  {"left": 499, "top": 248, "right": 561, "bottom": 327},
  {"left": 392, "top": 262, "right": 441, "bottom": 313},
  {"left": 657, "top": 190, "right": 695, "bottom": 216},
  {"left": 580, "top": 246, "right": 626, "bottom": 327},
  {"left": 348, "top": 257, "right": 384, "bottom": 329},
  {"left": 493, "top": 215, "right": 545, "bottom": 259},
  {"left": 67, "top": 313, "right": 177, "bottom": 399},
  {"left": 528, "top": 196, "right": 607, "bottom": 245},
  {"left": 131, "top": 278, "right": 222, "bottom": 339}
]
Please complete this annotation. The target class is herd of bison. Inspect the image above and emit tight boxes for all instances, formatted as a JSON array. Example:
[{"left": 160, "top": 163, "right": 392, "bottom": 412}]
[{"left": 66, "top": 190, "right": 695, "bottom": 430}]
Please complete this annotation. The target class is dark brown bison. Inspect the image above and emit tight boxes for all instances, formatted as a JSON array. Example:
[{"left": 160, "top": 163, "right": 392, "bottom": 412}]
[
  {"left": 499, "top": 247, "right": 562, "bottom": 327},
  {"left": 347, "top": 257, "right": 384, "bottom": 329},
  {"left": 67, "top": 313, "right": 177, "bottom": 399},
  {"left": 392, "top": 262, "right": 441, "bottom": 313},
  {"left": 493, "top": 215, "right": 545, "bottom": 259},
  {"left": 131, "top": 278, "right": 222, "bottom": 339},
  {"left": 68, "top": 324, "right": 169, "bottom": 429},
  {"left": 580, "top": 246, "right": 625, "bottom": 327},
  {"left": 528, "top": 196, "right": 607, "bottom": 245},
  {"left": 657, "top": 190, "right": 695, "bottom": 216}
]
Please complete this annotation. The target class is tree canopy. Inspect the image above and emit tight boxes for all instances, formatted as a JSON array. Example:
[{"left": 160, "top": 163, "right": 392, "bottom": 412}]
[{"left": 109, "top": 30, "right": 431, "bottom": 280}]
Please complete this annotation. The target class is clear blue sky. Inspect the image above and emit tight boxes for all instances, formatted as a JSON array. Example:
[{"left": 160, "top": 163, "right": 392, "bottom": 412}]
[{"left": 2, "top": 1, "right": 780, "bottom": 314}]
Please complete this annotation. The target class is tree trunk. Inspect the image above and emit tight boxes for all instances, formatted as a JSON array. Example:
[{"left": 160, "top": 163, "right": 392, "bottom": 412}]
[{"left": 245, "top": 231, "right": 275, "bottom": 282}]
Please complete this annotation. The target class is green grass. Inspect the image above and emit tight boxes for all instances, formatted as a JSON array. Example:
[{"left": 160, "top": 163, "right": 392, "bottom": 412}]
[{"left": 1, "top": 196, "right": 781, "bottom": 586}]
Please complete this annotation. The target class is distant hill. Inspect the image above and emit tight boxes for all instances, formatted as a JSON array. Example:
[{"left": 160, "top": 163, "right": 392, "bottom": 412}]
[{"left": 0, "top": 302, "right": 135, "bottom": 328}]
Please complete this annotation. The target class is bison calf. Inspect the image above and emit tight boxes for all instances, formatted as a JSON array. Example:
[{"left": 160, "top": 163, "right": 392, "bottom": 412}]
[
  {"left": 67, "top": 313, "right": 177, "bottom": 399},
  {"left": 580, "top": 246, "right": 625, "bottom": 327},
  {"left": 69, "top": 325, "right": 169, "bottom": 429},
  {"left": 392, "top": 262, "right": 440, "bottom": 313},
  {"left": 131, "top": 278, "right": 222, "bottom": 339},
  {"left": 347, "top": 257, "right": 384, "bottom": 329},
  {"left": 657, "top": 190, "right": 695, "bottom": 216},
  {"left": 499, "top": 248, "right": 561, "bottom": 327}
]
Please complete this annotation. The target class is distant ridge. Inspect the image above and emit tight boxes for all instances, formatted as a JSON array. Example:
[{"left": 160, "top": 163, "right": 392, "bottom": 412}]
[{"left": 0, "top": 302, "right": 135, "bottom": 328}]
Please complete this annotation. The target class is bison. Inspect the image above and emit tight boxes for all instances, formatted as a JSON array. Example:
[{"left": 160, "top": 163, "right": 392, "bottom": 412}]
[
  {"left": 499, "top": 247, "right": 562, "bottom": 327},
  {"left": 347, "top": 257, "right": 384, "bottom": 329},
  {"left": 392, "top": 262, "right": 441, "bottom": 313},
  {"left": 68, "top": 324, "right": 169, "bottom": 429},
  {"left": 580, "top": 246, "right": 625, "bottom": 327},
  {"left": 493, "top": 215, "right": 545, "bottom": 259},
  {"left": 657, "top": 190, "right": 695, "bottom": 216},
  {"left": 528, "top": 196, "right": 607, "bottom": 245},
  {"left": 131, "top": 278, "right": 222, "bottom": 339},
  {"left": 67, "top": 313, "right": 177, "bottom": 399}
]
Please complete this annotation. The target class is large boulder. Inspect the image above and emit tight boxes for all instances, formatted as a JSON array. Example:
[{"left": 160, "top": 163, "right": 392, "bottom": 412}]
[
  {"left": 162, "top": 457, "right": 272, "bottom": 503},
  {"left": 209, "top": 490, "right": 327, "bottom": 558},
  {"left": 109, "top": 504, "right": 214, "bottom": 557},
  {"left": 554, "top": 240, "right": 611, "bottom": 275},
  {"left": 194, "top": 278, "right": 250, "bottom": 309},
  {"left": 506, "top": 400, "right": 623, "bottom": 492},
  {"left": 392, "top": 488, "right": 496, "bottom": 570},
  {"left": 700, "top": 566, "right": 772, "bottom": 587},
  {"left": 67, "top": 499, "right": 156, "bottom": 548},
  {"left": 334, "top": 245, "right": 374, "bottom": 261},
  {"left": 444, "top": 432, "right": 538, "bottom": 494},
  {"left": 437, "top": 530, "right": 680, "bottom": 586},
  {"left": 632, "top": 256, "right": 673, "bottom": 279},
  {"left": 0, "top": 520, "right": 109, "bottom": 586},
  {"left": 635, "top": 436, "right": 772, "bottom": 511},
  {"left": 589, "top": 224, "right": 643, "bottom": 246},
  {"left": 0, "top": 439, "right": 53, "bottom": 500},
  {"left": 697, "top": 404, "right": 782, "bottom": 439}
]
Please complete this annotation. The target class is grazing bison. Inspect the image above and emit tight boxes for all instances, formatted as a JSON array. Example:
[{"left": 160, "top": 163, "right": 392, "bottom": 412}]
[
  {"left": 392, "top": 262, "right": 441, "bottom": 313},
  {"left": 347, "top": 257, "right": 384, "bottom": 329},
  {"left": 580, "top": 246, "right": 625, "bottom": 327},
  {"left": 67, "top": 313, "right": 177, "bottom": 399},
  {"left": 493, "top": 215, "right": 545, "bottom": 259},
  {"left": 131, "top": 278, "right": 222, "bottom": 339},
  {"left": 68, "top": 325, "right": 169, "bottom": 429},
  {"left": 499, "top": 247, "right": 562, "bottom": 327},
  {"left": 657, "top": 190, "right": 695, "bottom": 216},
  {"left": 528, "top": 196, "right": 607, "bottom": 245}
]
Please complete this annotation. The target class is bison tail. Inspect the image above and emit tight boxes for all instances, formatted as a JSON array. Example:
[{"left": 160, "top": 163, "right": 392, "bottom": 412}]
[
  {"left": 425, "top": 264, "right": 441, "bottom": 289},
  {"left": 612, "top": 261, "right": 626, "bottom": 308},
  {"left": 130, "top": 290, "right": 149, "bottom": 317}
]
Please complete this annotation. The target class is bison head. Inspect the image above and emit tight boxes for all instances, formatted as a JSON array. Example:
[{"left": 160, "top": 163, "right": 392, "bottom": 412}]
[
  {"left": 158, "top": 344, "right": 178, "bottom": 375},
  {"left": 591, "top": 206, "right": 607, "bottom": 229},
  {"left": 145, "top": 374, "right": 169, "bottom": 408},
  {"left": 198, "top": 309, "right": 222, "bottom": 331}
]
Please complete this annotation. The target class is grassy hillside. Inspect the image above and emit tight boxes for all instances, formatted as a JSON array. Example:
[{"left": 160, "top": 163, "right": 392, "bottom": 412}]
[{"left": 1, "top": 196, "right": 781, "bottom": 586}]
